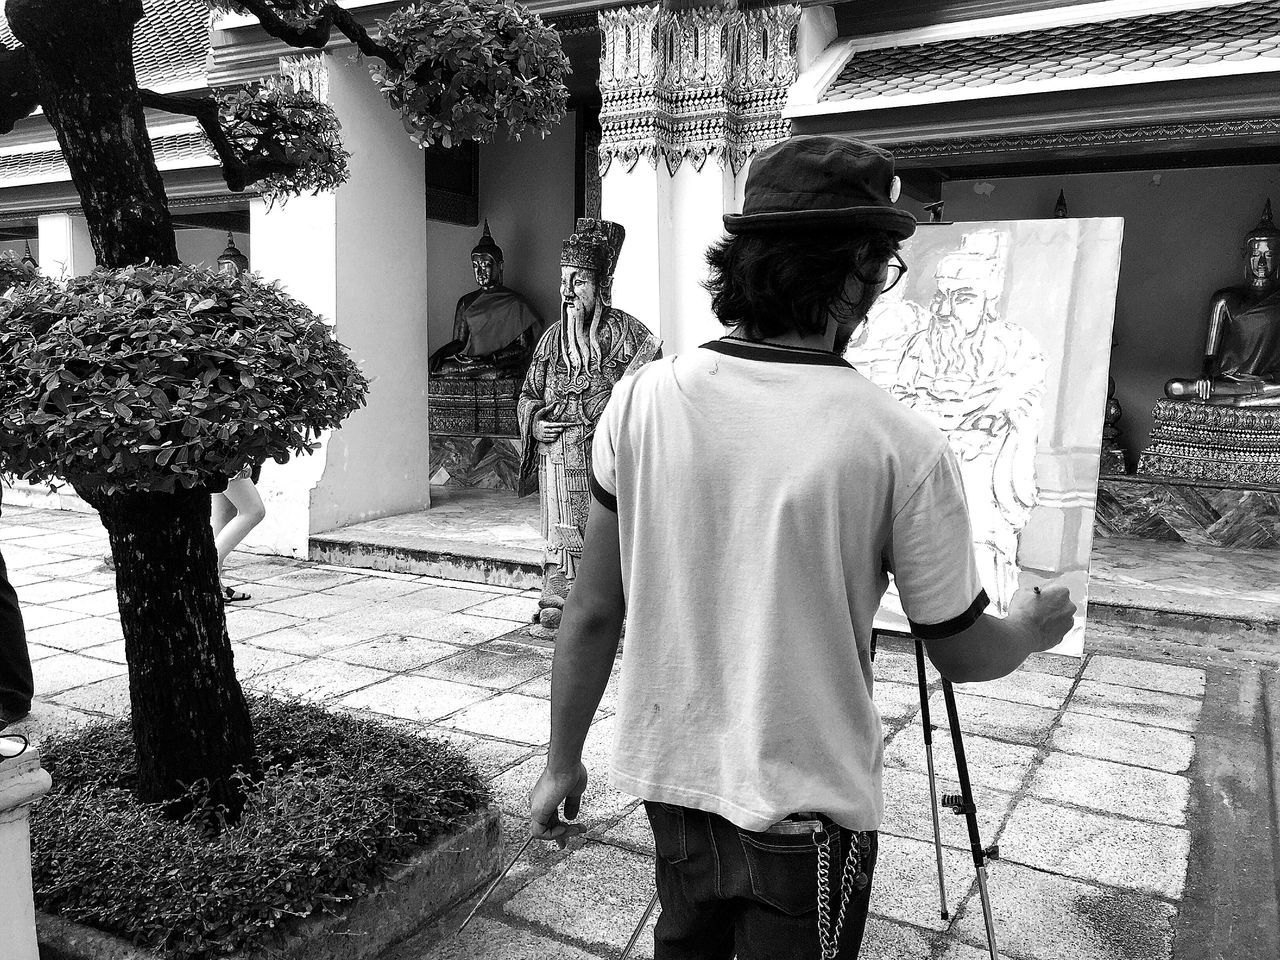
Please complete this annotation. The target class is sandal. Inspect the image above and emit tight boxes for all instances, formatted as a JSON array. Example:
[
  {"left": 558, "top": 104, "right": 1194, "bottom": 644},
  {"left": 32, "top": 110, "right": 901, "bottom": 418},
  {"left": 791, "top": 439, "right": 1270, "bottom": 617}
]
[{"left": 221, "top": 585, "right": 251, "bottom": 603}]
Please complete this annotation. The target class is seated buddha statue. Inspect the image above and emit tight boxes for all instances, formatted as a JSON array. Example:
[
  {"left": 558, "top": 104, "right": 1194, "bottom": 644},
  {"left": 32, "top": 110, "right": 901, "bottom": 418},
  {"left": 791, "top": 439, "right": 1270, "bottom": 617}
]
[
  {"left": 428, "top": 221, "right": 545, "bottom": 380},
  {"left": 1165, "top": 202, "right": 1280, "bottom": 406}
]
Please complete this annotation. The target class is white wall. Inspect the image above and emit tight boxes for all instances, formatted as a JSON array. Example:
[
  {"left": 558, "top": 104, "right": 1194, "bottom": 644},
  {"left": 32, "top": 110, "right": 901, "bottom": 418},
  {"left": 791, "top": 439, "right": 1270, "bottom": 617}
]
[{"left": 939, "top": 163, "right": 1280, "bottom": 460}]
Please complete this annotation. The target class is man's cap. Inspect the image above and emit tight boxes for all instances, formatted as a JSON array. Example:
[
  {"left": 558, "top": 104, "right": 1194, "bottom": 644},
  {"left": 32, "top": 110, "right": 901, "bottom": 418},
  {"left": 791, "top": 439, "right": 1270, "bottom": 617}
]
[{"left": 723, "top": 135, "right": 916, "bottom": 239}]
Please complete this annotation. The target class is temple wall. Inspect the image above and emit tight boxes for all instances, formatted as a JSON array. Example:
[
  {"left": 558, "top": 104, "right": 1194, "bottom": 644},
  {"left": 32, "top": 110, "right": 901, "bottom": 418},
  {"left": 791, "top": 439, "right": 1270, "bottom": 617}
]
[
  {"left": 176, "top": 228, "right": 249, "bottom": 269},
  {"left": 937, "top": 163, "right": 1280, "bottom": 466}
]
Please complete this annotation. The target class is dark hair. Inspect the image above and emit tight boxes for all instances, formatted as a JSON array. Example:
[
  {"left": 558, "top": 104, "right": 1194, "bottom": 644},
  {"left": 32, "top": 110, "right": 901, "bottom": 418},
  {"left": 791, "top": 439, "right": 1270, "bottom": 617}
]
[{"left": 703, "top": 229, "right": 901, "bottom": 339}]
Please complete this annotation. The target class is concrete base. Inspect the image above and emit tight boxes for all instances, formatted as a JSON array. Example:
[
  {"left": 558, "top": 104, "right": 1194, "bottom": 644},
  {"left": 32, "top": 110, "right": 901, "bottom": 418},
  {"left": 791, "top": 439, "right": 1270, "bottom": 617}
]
[{"left": 37, "top": 804, "right": 502, "bottom": 960}]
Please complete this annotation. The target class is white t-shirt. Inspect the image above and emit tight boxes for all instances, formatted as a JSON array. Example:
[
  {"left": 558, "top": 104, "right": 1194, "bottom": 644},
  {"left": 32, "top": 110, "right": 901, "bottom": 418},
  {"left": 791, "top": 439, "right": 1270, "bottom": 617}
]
[{"left": 590, "top": 338, "right": 987, "bottom": 832}]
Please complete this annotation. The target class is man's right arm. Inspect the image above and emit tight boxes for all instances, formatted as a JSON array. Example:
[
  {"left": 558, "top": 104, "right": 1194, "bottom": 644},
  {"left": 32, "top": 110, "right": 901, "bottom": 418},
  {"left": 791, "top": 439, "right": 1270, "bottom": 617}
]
[{"left": 922, "top": 583, "right": 1075, "bottom": 684}]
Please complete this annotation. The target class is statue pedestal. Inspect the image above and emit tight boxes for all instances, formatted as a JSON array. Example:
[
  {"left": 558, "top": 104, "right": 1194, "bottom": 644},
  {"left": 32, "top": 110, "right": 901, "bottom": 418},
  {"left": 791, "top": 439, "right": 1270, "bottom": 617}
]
[
  {"left": 1096, "top": 473, "right": 1280, "bottom": 549},
  {"left": 428, "top": 377, "right": 527, "bottom": 493},
  {"left": 0, "top": 745, "right": 52, "bottom": 960},
  {"left": 1138, "top": 398, "right": 1280, "bottom": 485}
]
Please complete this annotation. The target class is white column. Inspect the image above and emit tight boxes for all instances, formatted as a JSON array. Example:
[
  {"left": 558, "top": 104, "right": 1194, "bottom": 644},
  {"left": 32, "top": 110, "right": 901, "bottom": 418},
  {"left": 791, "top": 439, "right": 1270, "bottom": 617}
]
[
  {"left": 246, "top": 51, "right": 431, "bottom": 552},
  {"left": 0, "top": 746, "right": 52, "bottom": 960},
  {"left": 602, "top": 161, "right": 669, "bottom": 342},
  {"left": 35, "top": 213, "right": 95, "bottom": 278}
]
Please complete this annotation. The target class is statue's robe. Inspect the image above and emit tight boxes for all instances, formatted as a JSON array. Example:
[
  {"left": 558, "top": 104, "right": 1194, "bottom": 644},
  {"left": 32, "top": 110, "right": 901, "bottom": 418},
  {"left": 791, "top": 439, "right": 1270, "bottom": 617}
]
[
  {"left": 517, "top": 309, "right": 661, "bottom": 578},
  {"left": 892, "top": 317, "right": 1046, "bottom": 614},
  {"left": 1216, "top": 286, "right": 1280, "bottom": 382},
  {"left": 431, "top": 286, "right": 544, "bottom": 376}
]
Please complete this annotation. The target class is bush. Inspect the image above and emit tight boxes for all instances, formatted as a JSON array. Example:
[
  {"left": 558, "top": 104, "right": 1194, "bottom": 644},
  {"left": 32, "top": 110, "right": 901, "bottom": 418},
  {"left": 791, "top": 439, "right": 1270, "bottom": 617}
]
[
  {"left": 371, "top": 0, "right": 570, "bottom": 148},
  {"left": 0, "top": 263, "right": 369, "bottom": 494},
  {"left": 30, "top": 697, "right": 491, "bottom": 959},
  {"left": 0, "top": 250, "right": 38, "bottom": 292}
]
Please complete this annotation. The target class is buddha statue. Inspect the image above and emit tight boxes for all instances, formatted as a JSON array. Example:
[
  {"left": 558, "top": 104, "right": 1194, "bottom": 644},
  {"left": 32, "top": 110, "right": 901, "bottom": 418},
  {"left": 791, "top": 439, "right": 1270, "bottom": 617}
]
[
  {"left": 518, "top": 218, "right": 662, "bottom": 639},
  {"left": 428, "top": 221, "right": 545, "bottom": 380},
  {"left": 1165, "top": 202, "right": 1280, "bottom": 406},
  {"left": 1140, "top": 202, "right": 1280, "bottom": 484}
]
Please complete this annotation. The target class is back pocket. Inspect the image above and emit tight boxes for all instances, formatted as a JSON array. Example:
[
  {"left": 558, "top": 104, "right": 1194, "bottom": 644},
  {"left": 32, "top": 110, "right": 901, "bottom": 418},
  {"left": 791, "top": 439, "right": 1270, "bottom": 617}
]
[
  {"left": 737, "top": 828, "right": 824, "bottom": 916},
  {"left": 644, "top": 802, "right": 689, "bottom": 864}
]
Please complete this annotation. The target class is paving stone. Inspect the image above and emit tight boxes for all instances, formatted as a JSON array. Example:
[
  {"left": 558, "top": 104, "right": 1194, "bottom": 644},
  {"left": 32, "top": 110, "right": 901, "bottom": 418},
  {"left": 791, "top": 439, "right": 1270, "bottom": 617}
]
[
  {"left": 10, "top": 531, "right": 96, "bottom": 551},
  {"left": 416, "top": 584, "right": 508, "bottom": 614},
  {"left": 596, "top": 803, "right": 653, "bottom": 855},
  {"left": 884, "top": 728, "right": 1039, "bottom": 793},
  {"left": 3, "top": 700, "right": 97, "bottom": 745},
  {"left": 1028, "top": 753, "right": 1190, "bottom": 826},
  {"left": 868, "top": 832, "right": 976, "bottom": 931},
  {"left": 998, "top": 797, "right": 1189, "bottom": 899},
  {"left": 860, "top": 916, "right": 937, "bottom": 959},
  {"left": 2, "top": 545, "right": 78, "bottom": 569},
  {"left": 81, "top": 639, "right": 126, "bottom": 665},
  {"left": 26, "top": 557, "right": 107, "bottom": 579},
  {"left": 48, "top": 675, "right": 130, "bottom": 718},
  {"left": 26, "top": 617, "right": 122, "bottom": 651},
  {"left": 413, "top": 612, "right": 527, "bottom": 646},
  {"left": 881, "top": 767, "right": 1014, "bottom": 847},
  {"left": 876, "top": 679, "right": 923, "bottom": 722},
  {"left": 423, "top": 727, "right": 536, "bottom": 780},
  {"left": 253, "top": 590, "right": 371, "bottom": 620},
  {"left": 230, "top": 644, "right": 305, "bottom": 678},
  {"left": 320, "top": 576, "right": 437, "bottom": 602},
  {"left": 224, "top": 582, "right": 308, "bottom": 607},
  {"left": 504, "top": 841, "right": 657, "bottom": 954},
  {"left": 420, "top": 642, "right": 552, "bottom": 691},
  {"left": 1023, "top": 651, "right": 1086, "bottom": 678},
  {"left": 0, "top": 523, "right": 55, "bottom": 541},
  {"left": 227, "top": 559, "right": 306, "bottom": 582},
  {"left": 315, "top": 604, "right": 454, "bottom": 641},
  {"left": 417, "top": 917, "right": 601, "bottom": 960},
  {"left": 250, "top": 658, "right": 394, "bottom": 702},
  {"left": 222, "top": 608, "right": 305, "bottom": 641},
  {"left": 1049, "top": 712, "right": 1194, "bottom": 774},
  {"left": 20, "top": 605, "right": 86, "bottom": 631},
  {"left": 514, "top": 673, "right": 551, "bottom": 699},
  {"left": 952, "top": 860, "right": 1176, "bottom": 960},
  {"left": 13, "top": 579, "right": 102, "bottom": 605},
  {"left": 326, "top": 634, "right": 464, "bottom": 673},
  {"left": 873, "top": 649, "right": 920, "bottom": 685},
  {"left": 489, "top": 811, "right": 581, "bottom": 904},
  {"left": 24, "top": 643, "right": 62, "bottom": 662},
  {"left": 443, "top": 693, "right": 550, "bottom": 744},
  {"left": 255, "top": 567, "right": 365, "bottom": 591},
  {"left": 239, "top": 617, "right": 381, "bottom": 654},
  {"left": 462, "top": 593, "right": 539, "bottom": 623},
  {"left": 33, "top": 652, "right": 126, "bottom": 695},
  {"left": 6, "top": 568, "right": 51, "bottom": 588},
  {"left": 930, "top": 689, "right": 1059, "bottom": 746},
  {"left": 1068, "top": 680, "right": 1202, "bottom": 733},
  {"left": 954, "top": 669, "right": 1075, "bottom": 711},
  {"left": 337, "top": 674, "right": 492, "bottom": 723},
  {"left": 1082, "top": 656, "right": 1206, "bottom": 698}
]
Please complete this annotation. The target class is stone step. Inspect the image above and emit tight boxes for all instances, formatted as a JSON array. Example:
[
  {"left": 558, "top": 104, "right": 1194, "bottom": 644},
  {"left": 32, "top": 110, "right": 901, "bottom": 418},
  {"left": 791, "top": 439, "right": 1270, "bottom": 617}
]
[{"left": 309, "top": 530, "right": 542, "bottom": 590}]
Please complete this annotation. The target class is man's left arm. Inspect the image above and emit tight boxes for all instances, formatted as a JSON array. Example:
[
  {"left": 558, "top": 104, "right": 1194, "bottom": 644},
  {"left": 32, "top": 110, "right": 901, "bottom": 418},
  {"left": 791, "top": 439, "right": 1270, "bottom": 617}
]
[{"left": 528, "top": 499, "right": 626, "bottom": 845}]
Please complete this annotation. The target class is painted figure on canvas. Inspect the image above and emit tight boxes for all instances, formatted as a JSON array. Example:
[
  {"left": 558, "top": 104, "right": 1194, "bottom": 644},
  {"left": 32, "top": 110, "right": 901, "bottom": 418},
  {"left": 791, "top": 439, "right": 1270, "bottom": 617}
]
[
  {"left": 857, "top": 230, "right": 1047, "bottom": 614},
  {"left": 518, "top": 218, "right": 661, "bottom": 638},
  {"left": 428, "top": 221, "right": 545, "bottom": 380}
]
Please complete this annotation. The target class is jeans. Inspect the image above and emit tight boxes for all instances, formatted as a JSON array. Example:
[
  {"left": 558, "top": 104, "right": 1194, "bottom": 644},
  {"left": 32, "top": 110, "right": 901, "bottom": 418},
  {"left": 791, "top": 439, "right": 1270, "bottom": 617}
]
[
  {"left": 0, "top": 547, "right": 32, "bottom": 717},
  {"left": 645, "top": 802, "right": 878, "bottom": 960}
]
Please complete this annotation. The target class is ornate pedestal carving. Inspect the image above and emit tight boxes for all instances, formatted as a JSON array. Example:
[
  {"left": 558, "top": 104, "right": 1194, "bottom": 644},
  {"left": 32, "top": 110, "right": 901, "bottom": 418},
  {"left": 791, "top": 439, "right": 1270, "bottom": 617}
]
[
  {"left": 1138, "top": 398, "right": 1280, "bottom": 485},
  {"left": 1096, "top": 474, "right": 1280, "bottom": 549},
  {"left": 428, "top": 379, "right": 526, "bottom": 492}
]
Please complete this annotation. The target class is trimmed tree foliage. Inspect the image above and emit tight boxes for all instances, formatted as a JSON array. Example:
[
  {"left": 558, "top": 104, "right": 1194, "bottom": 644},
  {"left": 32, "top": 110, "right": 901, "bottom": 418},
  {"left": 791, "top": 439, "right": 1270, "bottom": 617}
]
[{"left": 0, "top": 0, "right": 567, "bottom": 816}]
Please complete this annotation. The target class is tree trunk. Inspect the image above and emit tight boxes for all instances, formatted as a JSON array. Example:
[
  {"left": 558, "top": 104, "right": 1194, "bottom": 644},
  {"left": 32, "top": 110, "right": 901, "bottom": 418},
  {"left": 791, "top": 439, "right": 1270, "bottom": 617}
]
[
  {"left": 77, "top": 485, "right": 256, "bottom": 818},
  {"left": 7, "top": 0, "right": 178, "bottom": 266},
  {"left": 11, "top": 0, "right": 256, "bottom": 816}
]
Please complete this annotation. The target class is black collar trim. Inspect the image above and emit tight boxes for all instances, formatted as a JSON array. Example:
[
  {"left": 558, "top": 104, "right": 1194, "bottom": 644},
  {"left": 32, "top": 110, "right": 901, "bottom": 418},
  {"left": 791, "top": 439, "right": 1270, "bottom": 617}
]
[{"left": 701, "top": 338, "right": 852, "bottom": 368}]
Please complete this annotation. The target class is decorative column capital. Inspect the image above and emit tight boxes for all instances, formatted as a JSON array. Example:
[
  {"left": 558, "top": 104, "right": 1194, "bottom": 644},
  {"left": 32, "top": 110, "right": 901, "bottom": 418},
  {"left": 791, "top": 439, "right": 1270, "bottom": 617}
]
[{"left": 599, "top": 3, "right": 800, "bottom": 177}]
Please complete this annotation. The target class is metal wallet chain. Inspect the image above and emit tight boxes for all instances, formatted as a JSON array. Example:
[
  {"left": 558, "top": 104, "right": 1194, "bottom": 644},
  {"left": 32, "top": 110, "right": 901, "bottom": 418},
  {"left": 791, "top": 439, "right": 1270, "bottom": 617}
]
[{"left": 814, "top": 826, "right": 870, "bottom": 960}]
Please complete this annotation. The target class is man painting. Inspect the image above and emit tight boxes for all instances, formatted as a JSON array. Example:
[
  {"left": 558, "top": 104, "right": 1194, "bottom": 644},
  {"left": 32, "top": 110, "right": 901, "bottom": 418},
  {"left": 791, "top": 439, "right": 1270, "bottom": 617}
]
[
  {"left": 518, "top": 218, "right": 660, "bottom": 636},
  {"left": 527, "top": 137, "right": 1074, "bottom": 958},
  {"left": 891, "top": 231, "right": 1047, "bottom": 614}
]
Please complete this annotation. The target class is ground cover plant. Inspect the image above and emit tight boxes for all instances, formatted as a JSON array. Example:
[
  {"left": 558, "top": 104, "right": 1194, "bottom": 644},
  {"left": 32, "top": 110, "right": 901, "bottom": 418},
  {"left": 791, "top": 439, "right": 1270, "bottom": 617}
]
[{"left": 30, "top": 697, "right": 491, "bottom": 959}]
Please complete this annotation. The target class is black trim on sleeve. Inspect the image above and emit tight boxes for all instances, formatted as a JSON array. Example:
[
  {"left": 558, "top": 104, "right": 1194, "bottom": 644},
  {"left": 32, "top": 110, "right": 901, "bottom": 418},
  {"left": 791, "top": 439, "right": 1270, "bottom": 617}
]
[
  {"left": 909, "top": 590, "right": 990, "bottom": 640},
  {"left": 589, "top": 470, "right": 618, "bottom": 513}
]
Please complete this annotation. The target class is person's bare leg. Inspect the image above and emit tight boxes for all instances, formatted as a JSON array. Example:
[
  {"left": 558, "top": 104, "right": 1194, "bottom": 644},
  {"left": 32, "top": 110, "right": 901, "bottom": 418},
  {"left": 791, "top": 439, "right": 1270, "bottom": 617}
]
[
  {"left": 211, "top": 491, "right": 234, "bottom": 539},
  {"left": 215, "top": 478, "right": 266, "bottom": 571}
]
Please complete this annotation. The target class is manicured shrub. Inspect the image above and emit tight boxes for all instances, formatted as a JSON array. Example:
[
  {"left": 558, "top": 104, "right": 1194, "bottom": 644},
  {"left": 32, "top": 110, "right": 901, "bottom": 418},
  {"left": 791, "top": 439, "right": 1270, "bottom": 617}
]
[{"left": 30, "top": 697, "right": 491, "bottom": 959}]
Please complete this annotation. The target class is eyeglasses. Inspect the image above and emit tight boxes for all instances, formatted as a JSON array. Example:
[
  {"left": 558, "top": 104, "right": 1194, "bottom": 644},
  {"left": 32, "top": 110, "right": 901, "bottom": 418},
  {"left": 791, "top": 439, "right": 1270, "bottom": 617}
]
[{"left": 854, "top": 251, "right": 909, "bottom": 294}]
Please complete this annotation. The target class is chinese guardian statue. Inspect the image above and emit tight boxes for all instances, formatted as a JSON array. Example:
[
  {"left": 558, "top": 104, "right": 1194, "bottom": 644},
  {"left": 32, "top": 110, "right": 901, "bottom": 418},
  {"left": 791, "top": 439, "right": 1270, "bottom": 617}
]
[{"left": 518, "top": 218, "right": 661, "bottom": 638}]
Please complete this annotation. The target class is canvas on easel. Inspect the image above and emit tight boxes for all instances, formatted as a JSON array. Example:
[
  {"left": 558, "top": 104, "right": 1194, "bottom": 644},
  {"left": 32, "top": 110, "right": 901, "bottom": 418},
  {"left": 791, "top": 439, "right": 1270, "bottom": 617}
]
[{"left": 846, "top": 218, "right": 1124, "bottom": 656}]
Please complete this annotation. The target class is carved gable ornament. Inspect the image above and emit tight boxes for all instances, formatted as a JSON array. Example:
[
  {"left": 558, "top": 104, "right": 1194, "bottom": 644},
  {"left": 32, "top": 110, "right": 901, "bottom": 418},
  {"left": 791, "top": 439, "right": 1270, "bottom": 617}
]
[{"left": 598, "top": 4, "right": 801, "bottom": 177}]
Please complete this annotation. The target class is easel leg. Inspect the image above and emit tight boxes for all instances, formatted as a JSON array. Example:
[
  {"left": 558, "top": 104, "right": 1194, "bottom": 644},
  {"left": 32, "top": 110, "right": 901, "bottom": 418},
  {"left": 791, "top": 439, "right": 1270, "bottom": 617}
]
[{"left": 914, "top": 640, "right": 949, "bottom": 920}]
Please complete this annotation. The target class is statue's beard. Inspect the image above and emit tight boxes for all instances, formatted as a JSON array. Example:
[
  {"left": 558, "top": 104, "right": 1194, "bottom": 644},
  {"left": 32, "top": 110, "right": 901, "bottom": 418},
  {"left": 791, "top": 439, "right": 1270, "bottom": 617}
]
[
  {"left": 562, "top": 300, "right": 605, "bottom": 370},
  {"left": 927, "top": 318, "right": 971, "bottom": 376}
]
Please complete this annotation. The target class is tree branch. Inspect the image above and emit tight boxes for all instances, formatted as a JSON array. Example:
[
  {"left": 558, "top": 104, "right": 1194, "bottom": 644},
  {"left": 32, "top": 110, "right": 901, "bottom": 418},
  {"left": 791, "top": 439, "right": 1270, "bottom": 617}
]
[
  {"left": 0, "top": 46, "right": 42, "bottom": 135},
  {"left": 231, "top": 0, "right": 404, "bottom": 72},
  {"left": 140, "top": 88, "right": 290, "bottom": 193}
]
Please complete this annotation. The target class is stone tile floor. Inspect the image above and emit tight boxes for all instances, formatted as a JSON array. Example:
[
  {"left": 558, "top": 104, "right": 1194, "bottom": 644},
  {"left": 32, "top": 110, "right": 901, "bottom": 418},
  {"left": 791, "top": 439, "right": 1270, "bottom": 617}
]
[{"left": 0, "top": 505, "right": 1244, "bottom": 960}]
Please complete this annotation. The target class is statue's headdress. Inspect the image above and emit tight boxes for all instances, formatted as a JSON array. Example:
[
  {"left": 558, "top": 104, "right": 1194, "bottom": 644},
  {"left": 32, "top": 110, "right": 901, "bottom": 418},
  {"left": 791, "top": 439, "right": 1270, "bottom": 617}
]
[
  {"left": 935, "top": 230, "right": 1008, "bottom": 298},
  {"left": 1246, "top": 200, "right": 1280, "bottom": 246},
  {"left": 561, "top": 218, "right": 625, "bottom": 282},
  {"left": 471, "top": 220, "right": 504, "bottom": 263}
]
